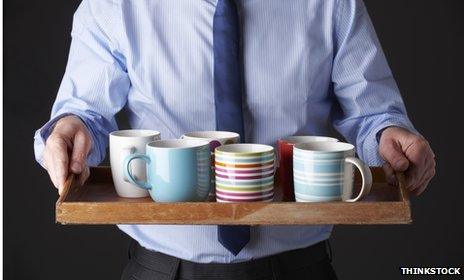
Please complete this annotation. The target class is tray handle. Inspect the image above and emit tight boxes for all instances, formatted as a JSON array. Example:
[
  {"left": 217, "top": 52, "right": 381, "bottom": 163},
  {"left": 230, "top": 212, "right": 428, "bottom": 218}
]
[
  {"left": 56, "top": 173, "right": 75, "bottom": 204},
  {"left": 395, "top": 171, "right": 409, "bottom": 202}
]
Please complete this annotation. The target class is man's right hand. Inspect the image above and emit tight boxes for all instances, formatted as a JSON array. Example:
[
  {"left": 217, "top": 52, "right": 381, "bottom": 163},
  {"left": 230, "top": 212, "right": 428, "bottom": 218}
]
[{"left": 43, "top": 115, "right": 92, "bottom": 194}]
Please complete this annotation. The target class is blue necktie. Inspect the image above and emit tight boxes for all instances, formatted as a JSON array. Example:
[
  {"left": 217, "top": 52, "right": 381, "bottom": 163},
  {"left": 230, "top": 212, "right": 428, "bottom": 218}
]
[{"left": 213, "top": 0, "right": 250, "bottom": 256}]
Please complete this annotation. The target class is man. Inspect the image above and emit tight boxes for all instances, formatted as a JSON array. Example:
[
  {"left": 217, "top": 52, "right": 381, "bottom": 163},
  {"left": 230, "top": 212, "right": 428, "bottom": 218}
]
[{"left": 34, "top": 0, "right": 436, "bottom": 279}]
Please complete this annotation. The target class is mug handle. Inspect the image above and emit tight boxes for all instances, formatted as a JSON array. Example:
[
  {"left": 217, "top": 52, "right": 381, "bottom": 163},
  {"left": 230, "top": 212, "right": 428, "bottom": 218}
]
[
  {"left": 123, "top": 154, "right": 152, "bottom": 190},
  {"left": 344, "top": 157, "right": 373, "bottom": 202},
  {"left": 122, "top": 146, "right": 136, "bottom": 182}
]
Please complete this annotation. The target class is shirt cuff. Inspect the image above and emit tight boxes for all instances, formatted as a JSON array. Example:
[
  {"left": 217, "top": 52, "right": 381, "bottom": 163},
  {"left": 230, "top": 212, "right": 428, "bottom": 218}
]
[
  {"left": 360, "top": 116, "right": 419, "bottom": 166},
  {"left": 33, "top": 112, "right": 103, "bottom": 168}
]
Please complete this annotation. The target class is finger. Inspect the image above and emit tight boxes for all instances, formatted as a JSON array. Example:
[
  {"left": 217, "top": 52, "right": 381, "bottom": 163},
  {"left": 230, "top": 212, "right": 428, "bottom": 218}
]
[
  {"left": 410, "top": 153, "right": 434, "bottom": 190},
  {"left": 412, "top": 169, "right": 435, "bottom": 196},
  {"left": 49, "top": 136, "right": 70, "bottom": 192},
  {"left": 43, "top": 148, "right": 60, "bottom": 190},
  {"left": 418, "top": 154, "right": 435, "bottom": 185},
  {"left": 77, "top": 165, "right": 90, "bottom": 186},
  {"left": 404, "top": 146, "right": 432, "bottom": 190},
  {"left": 379, "top": 139, "right": 410, "bottom": 171},
  {"left": 411, "top": 160, "right": 436, "bottom": 195},
  {"left": 382, "top": 162, "right": 397, "bottom": 186},
  {"left": 404, "top": 138, "right": 430, "bottom": 177},
  {"left": 404, "top": 167, "right": 418, "bottom": 190},
  {"left": 46, "top": 167, "right": 59, "bottom": 190},
  {"left": 70, "top": 130, "right": 91, "bottom": 174},
  {"left": 45, "top": 159, "right": 63, "bottom": 195}
]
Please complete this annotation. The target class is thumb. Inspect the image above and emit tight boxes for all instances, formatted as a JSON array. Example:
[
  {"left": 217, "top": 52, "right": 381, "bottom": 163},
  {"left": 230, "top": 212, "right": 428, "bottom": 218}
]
[
  {"left": 70, "top": 131, "right": 92, "bottom": 174},
  {"left": 380, "top": 139, "right": 410, "bottom": 171}
]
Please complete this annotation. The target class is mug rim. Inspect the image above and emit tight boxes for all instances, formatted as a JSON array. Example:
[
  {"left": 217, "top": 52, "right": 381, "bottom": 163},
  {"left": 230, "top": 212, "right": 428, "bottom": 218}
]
[
  {"left": 147, "top": 139, "right": 210, "bottom": 149},
  {"left": 110, "top": 129, "right": 160, "bottom": 138},
  {"left": 182, "top": 131, "right": 240, "bottom": 140},
  {"left": 280, "top": 135, "right": 338, "bottom": 144},
  {"left": 215, "top": 144, "right": 274, "bottom": 156},
  {"left": 294, "top": 142, "right": 355, "bottom": 153}
]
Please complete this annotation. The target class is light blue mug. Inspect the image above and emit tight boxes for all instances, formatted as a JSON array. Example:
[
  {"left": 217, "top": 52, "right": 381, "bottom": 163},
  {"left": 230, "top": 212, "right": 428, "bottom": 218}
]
[{"left": 123, "top": 139, "right": 211, "bottom": 202}]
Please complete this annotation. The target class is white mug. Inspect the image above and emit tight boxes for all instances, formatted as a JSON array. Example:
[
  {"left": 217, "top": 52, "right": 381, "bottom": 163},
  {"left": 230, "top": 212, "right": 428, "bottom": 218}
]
[
  {"left": 109, "top": 129, "right": 161, "bottom": 198},
  {"left": 181, "top": 131, "right": 240, "bottom": 149},
  {"left": 180, "top": 131, "right": 240, "bottom": 198}
]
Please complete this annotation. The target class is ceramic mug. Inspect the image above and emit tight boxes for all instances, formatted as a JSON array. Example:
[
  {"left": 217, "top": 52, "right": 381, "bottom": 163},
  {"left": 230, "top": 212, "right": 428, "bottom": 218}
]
[
  {"left": 123, "top": 139, "right": 211, "bottom": 202},
  {"left": 293, "top": 142, "right": 372, "bottom": 202},
  {"left": 109, "top": 129, "right": 160, "bottom": 198},
  {"left": 181, "top": 131, "right": 240, "bottom": 199},
  {"left": 215, "top": 144, "right": 275, "bottom": 202},
  {"left": 277, "top": 136, "right": 338, "bottom": 201},
  {"left": 181, "top": 131, "right": 240, "bottom": 150}
]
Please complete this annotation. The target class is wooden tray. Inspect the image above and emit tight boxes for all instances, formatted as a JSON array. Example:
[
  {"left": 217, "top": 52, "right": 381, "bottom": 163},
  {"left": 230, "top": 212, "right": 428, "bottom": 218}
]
[{"left": 56, "top": 167, "right": 411, "bottom": 225}]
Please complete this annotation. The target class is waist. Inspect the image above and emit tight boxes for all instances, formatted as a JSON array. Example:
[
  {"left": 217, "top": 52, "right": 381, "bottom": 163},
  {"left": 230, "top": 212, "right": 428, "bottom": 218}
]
[
  {"left": 130, "top": 240, "right": 331, "bottom": 279},
  {"left": 119, "top": 225, "right": 333, "bottom": 263}
]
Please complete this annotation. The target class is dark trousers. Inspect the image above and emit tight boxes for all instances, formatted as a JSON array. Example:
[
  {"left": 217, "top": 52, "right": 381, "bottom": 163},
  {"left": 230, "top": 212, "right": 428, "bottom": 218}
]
[{"left": 121, "top": 241, "right": 338, "bottom": 280}]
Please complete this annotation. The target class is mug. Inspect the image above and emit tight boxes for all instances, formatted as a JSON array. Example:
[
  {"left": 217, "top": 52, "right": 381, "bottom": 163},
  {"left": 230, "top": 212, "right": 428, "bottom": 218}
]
[
  {"left": 181, "top": 131, "right": 240, "bottom": 198},
  {"left": 181, "top": 131, "right": 240, "bottom": 150},
  {"left": 123, "top": 139, "right": 211, "bottom": 202},
  {"left": 293, "top": 142, "right": 372, "bottom": 202},
  {"left": 277, "top": 136, "right": 338, "bottom": 201},
  {"left": 109, "top": 129, "right": 160, "bottom": 198},
  {"left": 215, "top": 144, "right": 275, "bottom": 202}
]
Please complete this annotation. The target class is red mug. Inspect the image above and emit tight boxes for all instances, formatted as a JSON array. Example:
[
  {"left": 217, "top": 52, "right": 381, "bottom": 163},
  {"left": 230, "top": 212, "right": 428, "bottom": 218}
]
[{"left": 277, "top": 136, "right": 339, "bottom": 201}]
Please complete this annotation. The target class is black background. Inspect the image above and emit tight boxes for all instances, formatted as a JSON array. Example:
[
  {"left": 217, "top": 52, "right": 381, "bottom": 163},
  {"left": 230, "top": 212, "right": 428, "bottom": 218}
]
[{"left": 4, "top": 0, "right": 464, "bottom": 279}]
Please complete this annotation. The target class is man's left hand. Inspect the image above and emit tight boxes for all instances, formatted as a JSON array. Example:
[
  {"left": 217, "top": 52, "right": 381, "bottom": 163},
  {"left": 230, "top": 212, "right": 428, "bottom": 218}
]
[{"left": 379, "top": 126, "right": 436, "bottom": 196}]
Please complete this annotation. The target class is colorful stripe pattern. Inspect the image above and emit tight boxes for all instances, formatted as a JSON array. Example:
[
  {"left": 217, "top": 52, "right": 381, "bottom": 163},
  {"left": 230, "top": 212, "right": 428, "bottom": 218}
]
[{"left": 215, "top": 145, "right": 275, "bottom": 202}]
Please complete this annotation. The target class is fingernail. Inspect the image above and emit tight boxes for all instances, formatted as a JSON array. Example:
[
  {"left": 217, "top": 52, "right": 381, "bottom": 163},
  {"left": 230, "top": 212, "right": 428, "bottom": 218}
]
[{"left": 71, "top": 162, "right": 82, "bottom": 173}]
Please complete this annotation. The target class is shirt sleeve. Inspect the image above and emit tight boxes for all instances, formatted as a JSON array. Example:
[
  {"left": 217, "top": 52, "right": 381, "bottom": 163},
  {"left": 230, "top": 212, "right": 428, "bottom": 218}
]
[
  {"left": 33, "top": 0, "right": 129, "bottom": 167},
  {"left": 331, "top": 0, "right": 419, "bottom": 166}
]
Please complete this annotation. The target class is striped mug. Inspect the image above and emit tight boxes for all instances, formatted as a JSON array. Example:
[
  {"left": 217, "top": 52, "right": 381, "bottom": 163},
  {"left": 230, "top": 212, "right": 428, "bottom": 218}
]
[
  {"left": 277, "top": 136, "right": 338, "bottom": 201},
  {"left": 293, "top": 142, "right": 372, "bottom": 202},
  {"left": 215, "top": 144, "right": 275, "bottom": 202}
]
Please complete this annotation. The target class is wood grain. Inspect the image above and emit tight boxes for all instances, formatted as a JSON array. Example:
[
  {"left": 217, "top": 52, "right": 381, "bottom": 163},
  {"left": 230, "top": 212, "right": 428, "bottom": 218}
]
[{"left": 56, "top": 167, "right": 411, "bottom": 225}]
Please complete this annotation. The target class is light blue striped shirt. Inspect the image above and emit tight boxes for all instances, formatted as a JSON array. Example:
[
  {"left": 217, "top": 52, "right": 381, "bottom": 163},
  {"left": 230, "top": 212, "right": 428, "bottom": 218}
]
[{"left": 34, "top": 0, "right": 417, "bottom": 263}]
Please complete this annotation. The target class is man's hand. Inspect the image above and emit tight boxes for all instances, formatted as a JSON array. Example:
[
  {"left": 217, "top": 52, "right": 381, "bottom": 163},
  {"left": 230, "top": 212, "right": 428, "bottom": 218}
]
[
  {"left": 379, "top": 126, "right": 436, "bottom": 196},
  {"left": 43, "top": 115, "right": 92, "bottom": 194}
]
